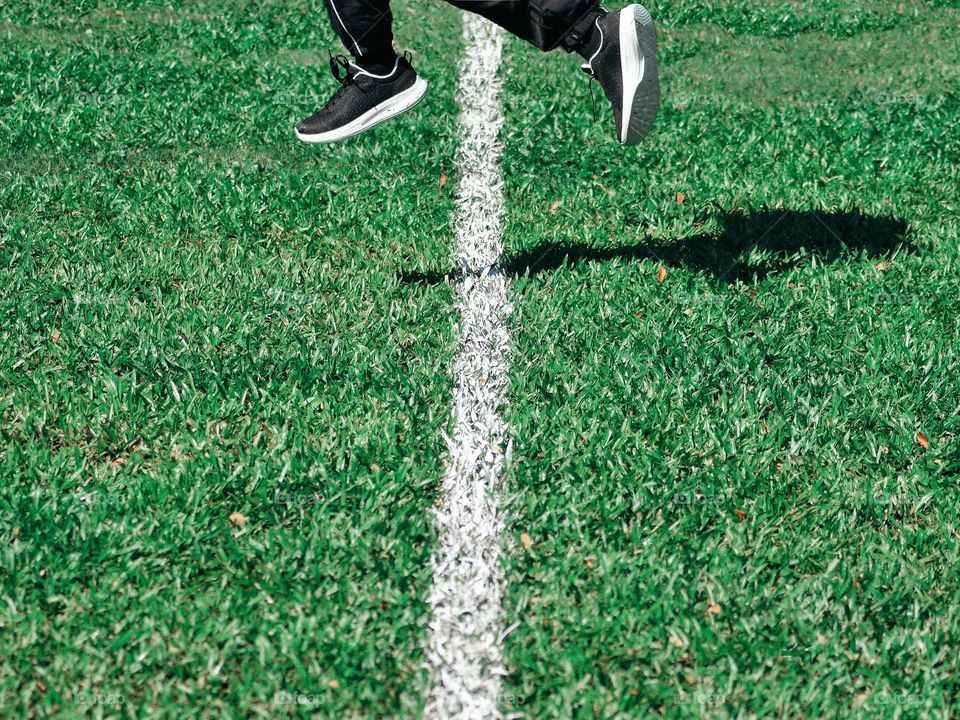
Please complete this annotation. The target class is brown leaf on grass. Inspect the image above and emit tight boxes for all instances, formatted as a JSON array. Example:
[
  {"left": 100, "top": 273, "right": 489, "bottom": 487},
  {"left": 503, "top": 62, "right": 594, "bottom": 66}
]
[
  {"left": 917, "top": 432, "right": 930, "bottom": 449},
  {"left": 51, "top": 331, "right": 62, "bottom": 343},
  {"left": 229, "top": 512, "right": 247, "bottom": 527},
  {"left": 439, "top": 174, "right": 447, "bottom": 187},
  {"left": 735, "top": 509, "right": 747, "bottom": 521},
  {"left": 549, "top": 200, "right": 561, "bottom": 212},
  {"left": 519, "top": 532, "right": 534, "bottom": 550},
  {"left": 328, "top": 680, "right": 340, "bottom": 690},
  {"left": 706, "top": 603, "right": 721, "bottom": 615},
  {"left": 676, "top": 192, "right": 685, "bottom": 204},
  {"left": 584, "top": 555, "right": 595, "bottom": 568},
  {"left": 668, "top": 634, "right": 685, "bottom": 648},
  {"left": 657, "top": 266, "right": 667, "bottom": 283},
  {"left": 875, "top": 261, "right": 887, "bottom": 271}
]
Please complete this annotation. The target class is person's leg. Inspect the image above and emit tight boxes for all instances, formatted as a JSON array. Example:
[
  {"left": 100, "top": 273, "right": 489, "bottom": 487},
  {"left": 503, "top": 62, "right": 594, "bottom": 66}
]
[
  {"left": 323, "top": 0, "right": 397, "bottom": 72},
  {"left": 442, "top": 0, "right": 602, "bottom": 54},
  {"left": 576, "top": 4, "right": 660, "bottom": 144},
  {"left": 294, "top": 0, "right": 429, "bottom": 143},
  {"left": 444, "top": 0, "right": 660, "bottom": 145},
  {"left": 296, "top": 0, "right": 659, "bottom": 146}
]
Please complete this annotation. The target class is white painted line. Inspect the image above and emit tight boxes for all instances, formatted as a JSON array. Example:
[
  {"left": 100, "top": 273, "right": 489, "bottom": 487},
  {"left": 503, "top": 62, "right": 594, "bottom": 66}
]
[{"left": 422, "top": 16, "right": 511, "bottom": 720}]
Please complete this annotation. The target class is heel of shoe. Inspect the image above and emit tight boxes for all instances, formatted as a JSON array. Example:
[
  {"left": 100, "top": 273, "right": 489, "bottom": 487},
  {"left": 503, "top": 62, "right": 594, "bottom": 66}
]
[
  {"left": 632, "top": 3, "right": 653, "bottom": 26},
  {"left": 621, "top": 3, "right": 659, "bottom": 145}
]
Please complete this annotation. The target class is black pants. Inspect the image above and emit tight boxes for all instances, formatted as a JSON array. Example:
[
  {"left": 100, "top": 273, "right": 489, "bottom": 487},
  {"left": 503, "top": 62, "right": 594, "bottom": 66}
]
[{"left": 324, "top": 0, "right": 600, "bottom": 64}]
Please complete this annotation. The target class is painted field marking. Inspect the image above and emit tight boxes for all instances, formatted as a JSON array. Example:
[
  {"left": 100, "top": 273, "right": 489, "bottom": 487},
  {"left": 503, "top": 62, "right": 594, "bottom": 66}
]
[{"left": 422, "top": 15, "right": 512, "bottom": 720}]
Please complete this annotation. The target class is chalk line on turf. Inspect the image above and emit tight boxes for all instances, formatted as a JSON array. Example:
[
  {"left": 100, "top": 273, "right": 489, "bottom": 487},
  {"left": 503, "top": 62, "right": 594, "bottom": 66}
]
[{"left": 422, "top": 15, "right": 512, "bottom": 720}]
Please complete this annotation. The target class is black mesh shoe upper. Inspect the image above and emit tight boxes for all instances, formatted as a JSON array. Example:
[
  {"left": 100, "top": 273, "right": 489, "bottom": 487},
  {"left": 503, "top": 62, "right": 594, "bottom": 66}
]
[
  {"left": 296, "top": 54, "right": 418, "bottom": 136},
  {"left": 580, "top": 14, "right": 625, "bottom": 138}
]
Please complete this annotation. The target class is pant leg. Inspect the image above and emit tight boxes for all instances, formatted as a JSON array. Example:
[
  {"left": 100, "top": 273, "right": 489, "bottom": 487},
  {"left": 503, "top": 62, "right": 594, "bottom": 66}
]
[
  {"left": 323, "top": 0, "right": 396, "bottom": 63},
  {"left": 442, "top": 0, "right": 600, "bottom": 51}
]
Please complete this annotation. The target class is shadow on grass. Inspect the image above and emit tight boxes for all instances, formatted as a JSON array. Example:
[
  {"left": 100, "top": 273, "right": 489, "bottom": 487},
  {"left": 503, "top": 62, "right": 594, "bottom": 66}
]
[{"left": 400, "top": 209, "right": 914, "bottom": 285}]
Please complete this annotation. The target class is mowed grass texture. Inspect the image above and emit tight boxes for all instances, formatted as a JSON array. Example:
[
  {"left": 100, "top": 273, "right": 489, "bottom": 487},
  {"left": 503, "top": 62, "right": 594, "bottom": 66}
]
[
  {"left": 496, "top": 0, "right": 959, "bottom": 717},
  {"left": 2, "top": 0, "right": 960, "bottom": 719},
  {"left": 1, "top": 0, "right": 466, "bottom": 716}
]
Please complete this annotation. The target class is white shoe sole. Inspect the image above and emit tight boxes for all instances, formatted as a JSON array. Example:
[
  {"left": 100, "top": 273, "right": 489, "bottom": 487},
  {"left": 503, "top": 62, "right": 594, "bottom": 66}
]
[
  {"left": 295, "top": 76, "right": 429, "bottom": 144},
  {"left": 619, "top": 4, "right": 660, "bottom": 145}
]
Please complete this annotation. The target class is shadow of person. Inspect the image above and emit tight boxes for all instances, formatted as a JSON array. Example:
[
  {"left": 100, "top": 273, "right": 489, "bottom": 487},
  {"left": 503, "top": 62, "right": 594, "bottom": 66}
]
[{"left": 400, "top": 209, "right": 914, "bottom": 285}]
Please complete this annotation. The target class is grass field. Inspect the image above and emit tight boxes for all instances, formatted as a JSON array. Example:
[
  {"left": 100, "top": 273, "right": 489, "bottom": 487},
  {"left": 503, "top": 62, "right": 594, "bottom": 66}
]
[{"left": 2, "top": 0, "right": 959, "bottom": 717}]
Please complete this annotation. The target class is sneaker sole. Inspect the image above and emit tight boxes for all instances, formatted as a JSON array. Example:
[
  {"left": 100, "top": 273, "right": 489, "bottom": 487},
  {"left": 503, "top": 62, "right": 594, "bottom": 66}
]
[
  {"left": 619, "top": 4, "right": 659, "bottom": 145},
  {"left": 295, "top": 76, "right": 429, "bottom": 144}
]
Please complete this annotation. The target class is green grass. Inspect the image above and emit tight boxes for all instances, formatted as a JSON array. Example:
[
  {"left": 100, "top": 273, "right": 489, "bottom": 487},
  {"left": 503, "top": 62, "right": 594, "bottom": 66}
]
[
  {"left": 1, "top": 0, "right": 465, "bottom": 716},
  {"left": 496, "top": 1, "right": 960, "bottom": 717},
  {"left": 2, "top": 0, "right": 960, "bottom": 717}
]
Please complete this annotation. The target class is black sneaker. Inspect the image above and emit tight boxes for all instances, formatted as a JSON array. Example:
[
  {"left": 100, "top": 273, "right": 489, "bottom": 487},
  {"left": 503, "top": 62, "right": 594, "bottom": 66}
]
[
  {"left": 295, "top": 54, "right": 428, "bottom": 144},
  {"left": 581, "top": 4, "right": 660, "bottom": 145}
]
